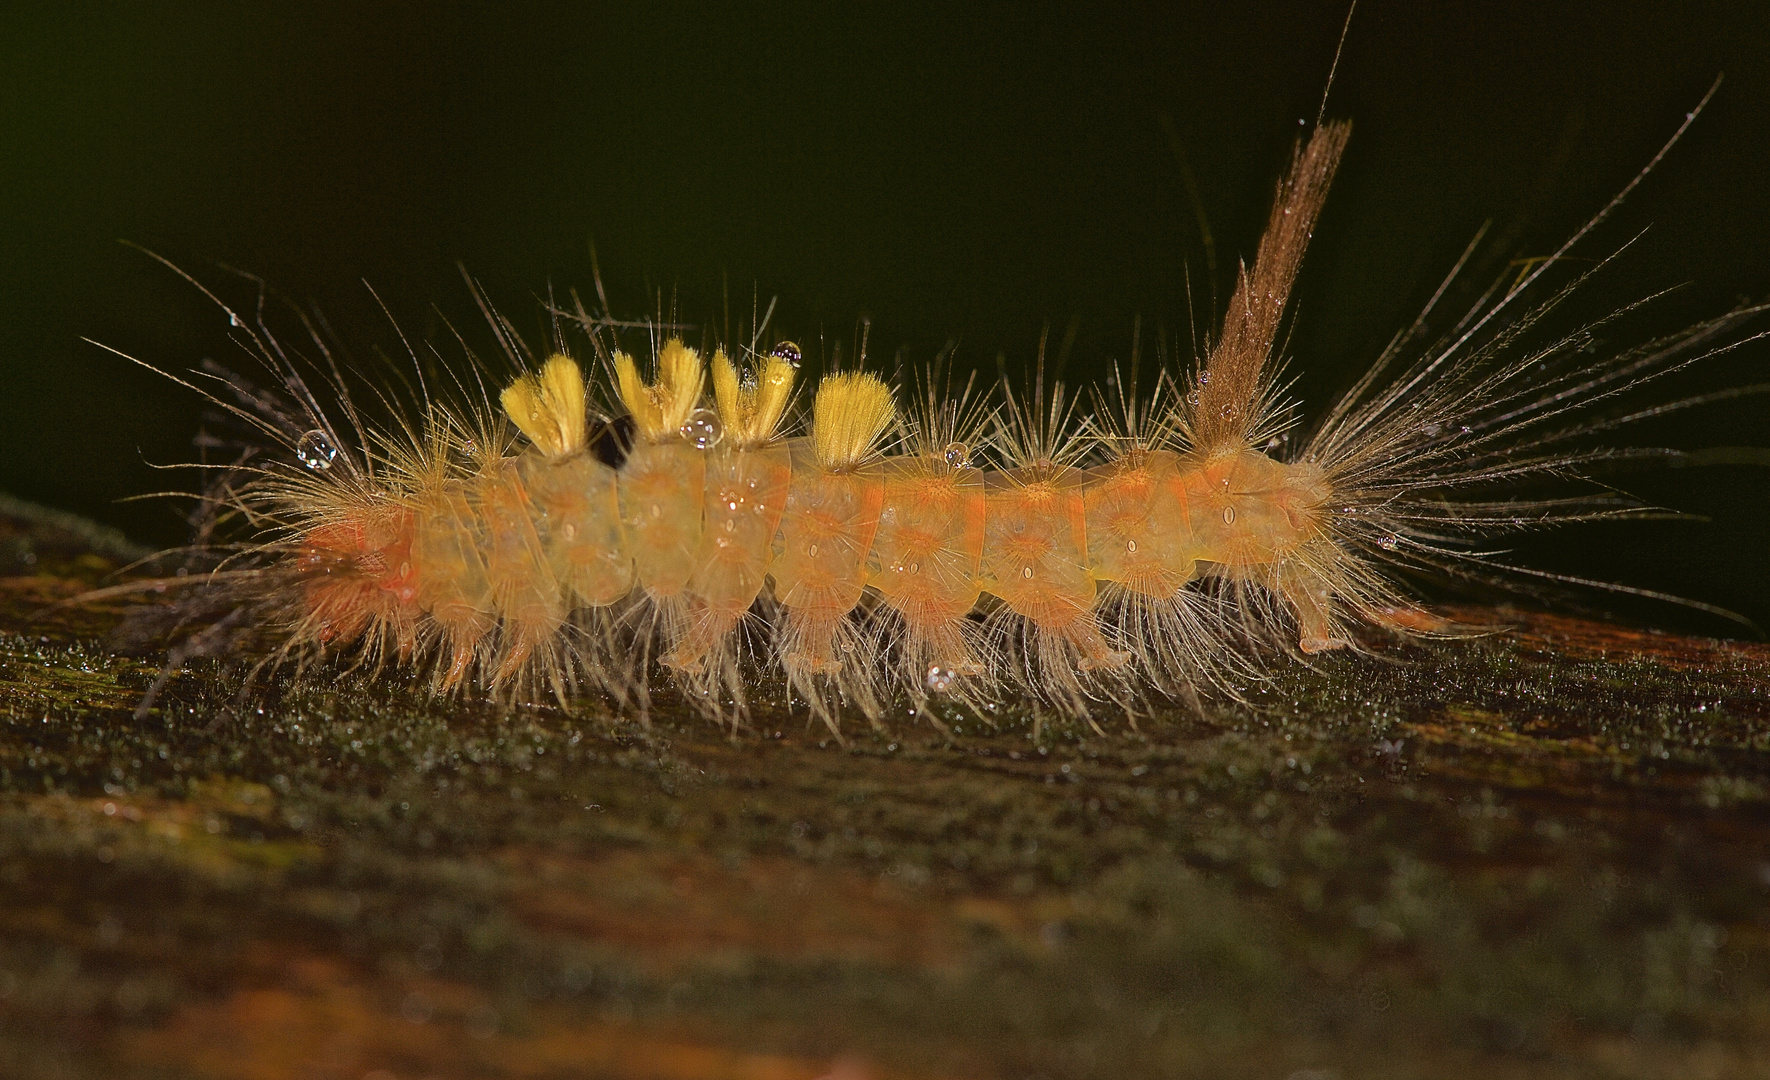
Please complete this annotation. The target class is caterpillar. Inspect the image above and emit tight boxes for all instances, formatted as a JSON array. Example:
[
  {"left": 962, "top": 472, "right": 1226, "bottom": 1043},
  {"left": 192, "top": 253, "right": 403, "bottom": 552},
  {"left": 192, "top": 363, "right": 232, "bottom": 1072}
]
[{"left": 99, "top": 94, "right": 1765, "bottom": 736}]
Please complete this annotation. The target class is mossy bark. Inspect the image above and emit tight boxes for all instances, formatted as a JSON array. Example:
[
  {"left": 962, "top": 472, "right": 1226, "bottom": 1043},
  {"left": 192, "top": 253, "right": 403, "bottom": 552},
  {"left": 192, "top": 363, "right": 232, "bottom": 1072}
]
[{"left": 0, "top": 495, "right": 1767, "bottom": 1079}]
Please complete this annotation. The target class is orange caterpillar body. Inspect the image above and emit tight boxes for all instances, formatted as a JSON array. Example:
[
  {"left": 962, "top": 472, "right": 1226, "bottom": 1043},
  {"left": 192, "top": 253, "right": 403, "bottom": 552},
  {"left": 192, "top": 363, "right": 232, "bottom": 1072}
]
[
  {"left": 299, "top": 384, "right": 1337, "bottom": 724},
  {"left": 117, "top": 105, "right": 1765, "bottom": 732},
  {"left": 283, "top": 122, "right": 1414, "bottom": 726}
]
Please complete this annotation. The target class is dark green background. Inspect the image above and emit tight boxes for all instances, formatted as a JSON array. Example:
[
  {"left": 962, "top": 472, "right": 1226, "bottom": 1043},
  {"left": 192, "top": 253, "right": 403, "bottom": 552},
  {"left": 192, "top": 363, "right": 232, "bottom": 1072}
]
[{"left": 2, "top": 1, "right": 1767, "bottom": 628}]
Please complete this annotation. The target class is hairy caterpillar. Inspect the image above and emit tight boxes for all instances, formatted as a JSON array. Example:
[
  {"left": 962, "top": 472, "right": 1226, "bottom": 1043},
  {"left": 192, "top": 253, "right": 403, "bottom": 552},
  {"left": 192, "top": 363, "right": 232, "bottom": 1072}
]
[{"left": 98, "top": 93, "right": 1765, "bottom": 736}]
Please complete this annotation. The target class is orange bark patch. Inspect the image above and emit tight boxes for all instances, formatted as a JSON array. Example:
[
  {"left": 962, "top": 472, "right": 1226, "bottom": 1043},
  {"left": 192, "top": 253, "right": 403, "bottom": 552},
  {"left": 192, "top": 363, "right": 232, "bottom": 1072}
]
[{"left": 124, "top": 946, "right": 899, "bottom": 1080}]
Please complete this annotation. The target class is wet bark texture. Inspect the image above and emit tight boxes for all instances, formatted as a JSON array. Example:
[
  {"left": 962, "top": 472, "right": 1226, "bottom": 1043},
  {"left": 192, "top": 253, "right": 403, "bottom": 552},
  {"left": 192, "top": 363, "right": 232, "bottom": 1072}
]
[{"left": 0, "top": 495, "right": 1767, "bottom": 1079}]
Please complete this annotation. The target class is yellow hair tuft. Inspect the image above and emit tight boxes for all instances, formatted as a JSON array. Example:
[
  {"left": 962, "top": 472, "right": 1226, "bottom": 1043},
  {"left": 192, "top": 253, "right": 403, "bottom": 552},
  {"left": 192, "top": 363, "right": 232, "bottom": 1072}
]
[
  {"left": 500, "top": 353, "right": 588, "bottom": 459},
  {"left": 613, "top": 338, "right": 706, "bottom": 442},
  {"left": 711, "top": 346, "right": 797, "bottom": 448},
  {"left": 810, "top": 372, "right": 896, "bottom": 469}
]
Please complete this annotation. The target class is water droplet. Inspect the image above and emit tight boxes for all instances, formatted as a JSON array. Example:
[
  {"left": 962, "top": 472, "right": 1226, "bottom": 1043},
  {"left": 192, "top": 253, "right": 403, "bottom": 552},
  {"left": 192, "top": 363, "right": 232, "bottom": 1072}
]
[
  {"left": 1377, "top": 535, "right": 1398, "bottom": 550},
  {"left": 769, "top": 341, "right": 803, "bottom": 369},
  {"left": 1022, "top": 566, "right": 1034, "bottom": 579},
  {"left": 942, "top": 441, "right": 971, "bottom": 468},
  {"left": 679, "top": 409, "right": 723, "bottom": 449},
  {"left": 808, "top": 543, "right": 819, "bottom": 557},
  {"left": 1221, "top": 506, "right": 1235, "bottom": 525},
  {"left": 1197, "top": 370, "right": 1211, "bottom": 386},
  {"left": 228, "top": 313, "right": 241, "bottom": 327},
  {"left": 295, "top": 430, "right": 338, "bottom": 471},
  {"left": 1218, "top": 402, "right": 1238, "bottom": 421},
  {"left": 925, "top": 665, "right": 955, "bottom": 692},
  {"left": 1126, "top": 539, "right": 1137, "bottom": 553}
]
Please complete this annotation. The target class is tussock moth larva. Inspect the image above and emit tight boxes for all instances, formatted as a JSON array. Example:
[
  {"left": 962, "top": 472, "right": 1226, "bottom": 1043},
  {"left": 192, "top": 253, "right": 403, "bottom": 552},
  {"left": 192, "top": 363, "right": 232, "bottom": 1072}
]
[{"left": 94, "top": 89, "right": 1768, "bottom": 737}]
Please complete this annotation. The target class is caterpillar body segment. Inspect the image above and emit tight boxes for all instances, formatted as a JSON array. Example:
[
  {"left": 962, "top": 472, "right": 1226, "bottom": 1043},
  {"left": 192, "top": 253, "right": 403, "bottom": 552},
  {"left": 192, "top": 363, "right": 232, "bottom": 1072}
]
[
  {"left": 479, "top": 459, "right": 569, "bottom": 684},
  {"left": 868, "top": 450, "right": 988, "bottom": 696},
  {"left": 416, "top": 479, "right": 497, "bottom": 689},
  {"left": 862, "top": 370, "right": 994, "bottom": 716},
  {"left": 616, "top": 441, "right": 706, "bottom": 602},
  {"left": 982, "top": 463, "right": 1130, "bottom": 715},
  {"left": 667, "top": 440, "right": 791, "bottom": 674},
  {"left": 1083, "top": 448, "right": 1187, "bottom": 599},
  {"left": 664, "top": 345, "right": 801, "bottom": 691},
  {"left": 752, "top": 374, "right": 896, "bottom": 720},
  {"left": 611, "top": 339, "right": 708, "bottom": 604},
  {"left": 1082, "top": 448, "right": 1241, "bottom": 700},
  {"left": 513, "top": 451, "right": 630, "bottom": 612},
  {"left": 772, "top": 441, "right": 886, "bottom": 674},
  {"left": 300, "top": 505, "right": 420, "bottom": 655}
]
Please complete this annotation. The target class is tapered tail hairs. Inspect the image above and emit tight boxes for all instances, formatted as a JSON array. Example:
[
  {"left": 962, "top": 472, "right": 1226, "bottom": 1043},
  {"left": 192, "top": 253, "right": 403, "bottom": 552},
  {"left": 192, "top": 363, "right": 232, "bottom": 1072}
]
[{"left": 83, "top": 86, "right": 1770, "bottom": 737}]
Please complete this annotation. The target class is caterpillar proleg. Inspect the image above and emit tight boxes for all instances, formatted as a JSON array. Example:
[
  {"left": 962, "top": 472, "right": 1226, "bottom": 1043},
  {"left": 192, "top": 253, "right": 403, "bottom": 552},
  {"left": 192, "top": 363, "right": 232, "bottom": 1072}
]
[{"left": 99, "top": 93, "right": 1767, "bottom": 736}]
